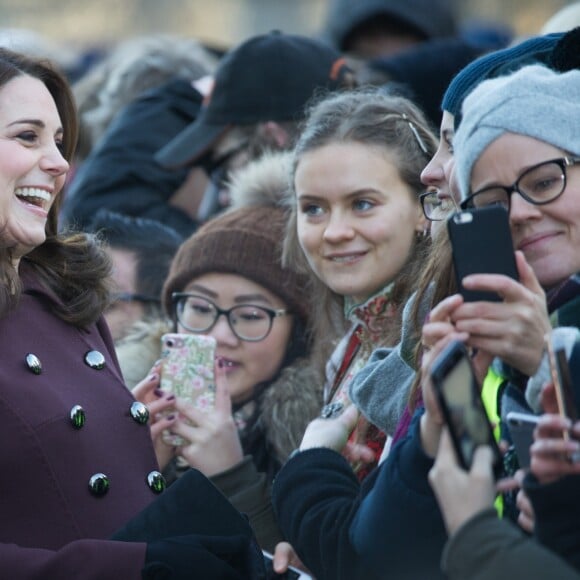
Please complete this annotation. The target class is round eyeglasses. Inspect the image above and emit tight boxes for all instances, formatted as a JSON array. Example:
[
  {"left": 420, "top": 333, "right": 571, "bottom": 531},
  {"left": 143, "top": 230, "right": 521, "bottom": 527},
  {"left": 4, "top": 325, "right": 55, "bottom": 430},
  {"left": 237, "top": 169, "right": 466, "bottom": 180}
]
[
  {"left": 419, "top": 191, "right": 459, "bottom": 221},
  {"left": 461, "top": 157, "right": 580, "bottom": 211},
  {"left": 172, "top": 293, "right": 289, "bottom": 342}
]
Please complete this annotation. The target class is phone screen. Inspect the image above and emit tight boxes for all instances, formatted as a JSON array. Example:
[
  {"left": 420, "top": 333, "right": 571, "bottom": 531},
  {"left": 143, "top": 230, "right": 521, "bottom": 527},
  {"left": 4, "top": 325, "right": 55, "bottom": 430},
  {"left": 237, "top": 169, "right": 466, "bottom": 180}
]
[
  {"left": 439, "top": 356, "right": 492, "bottom": 467},
  {"left": 431, "top": 341, "right": 501, "bottom": 474}
]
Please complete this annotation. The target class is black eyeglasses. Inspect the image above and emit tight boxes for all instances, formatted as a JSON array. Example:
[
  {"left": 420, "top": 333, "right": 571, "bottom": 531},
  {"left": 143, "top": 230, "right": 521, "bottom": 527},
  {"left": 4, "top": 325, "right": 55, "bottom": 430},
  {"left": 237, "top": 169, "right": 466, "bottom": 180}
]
[
  {"left": 419, "top": 191, "right": 459, "bottom": 221},
  {"left": 461, "top": 157, "right": 580, "bottom": 211},
  {"left": 172, "top": 293, "right": 289, "bottom": 342}
]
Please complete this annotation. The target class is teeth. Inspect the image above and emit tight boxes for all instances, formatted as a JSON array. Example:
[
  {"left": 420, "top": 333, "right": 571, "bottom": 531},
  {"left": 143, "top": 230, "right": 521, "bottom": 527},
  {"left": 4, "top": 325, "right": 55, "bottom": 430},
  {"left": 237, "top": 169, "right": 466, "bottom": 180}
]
[
  {"left": 331, "top": 255, "right": 360, "bottom": 263},
  {"left": 15, "top": 188, "right": 51, "bottom": 203}
]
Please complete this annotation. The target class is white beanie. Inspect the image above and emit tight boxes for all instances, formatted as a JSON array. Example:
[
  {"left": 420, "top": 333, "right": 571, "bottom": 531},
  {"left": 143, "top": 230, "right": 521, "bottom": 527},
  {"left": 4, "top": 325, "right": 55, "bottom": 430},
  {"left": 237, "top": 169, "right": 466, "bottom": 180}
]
[{"left": 454, "top": 65, "right": 580, "bottom": 200}]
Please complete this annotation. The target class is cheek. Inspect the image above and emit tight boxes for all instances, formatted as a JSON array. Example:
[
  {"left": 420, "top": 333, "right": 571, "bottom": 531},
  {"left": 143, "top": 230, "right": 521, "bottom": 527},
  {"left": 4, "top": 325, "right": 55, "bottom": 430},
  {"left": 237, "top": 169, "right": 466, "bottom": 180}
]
[
  {"left": 297, "top": 220, "right": 317, "bottom": 257},
  {"left": 251, "top": 324, "right": 292, "bottom": 378}
]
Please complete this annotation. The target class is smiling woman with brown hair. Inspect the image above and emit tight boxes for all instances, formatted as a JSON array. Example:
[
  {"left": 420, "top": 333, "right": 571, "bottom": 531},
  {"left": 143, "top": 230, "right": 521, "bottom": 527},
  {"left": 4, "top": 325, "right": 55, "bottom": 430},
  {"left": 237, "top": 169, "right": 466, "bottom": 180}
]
[{"left": 0, "top": 46, "right": 263, "bottom": 579}]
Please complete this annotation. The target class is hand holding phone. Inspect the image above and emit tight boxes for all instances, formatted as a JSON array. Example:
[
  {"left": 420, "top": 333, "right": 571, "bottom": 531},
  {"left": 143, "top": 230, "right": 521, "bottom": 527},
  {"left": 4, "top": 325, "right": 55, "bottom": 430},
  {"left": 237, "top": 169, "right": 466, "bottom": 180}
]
[
  {"left": 448, "top": 206, "right": 518, "bottom": 302},
  {"left": 262, "top": 551, "right": 312, "bottom": 580},
  {"left": 430, "top": 340, "right": 502, "bottom": 477},
  {"left": 160, "top": 333, "right": 217, "bottom": 445}
]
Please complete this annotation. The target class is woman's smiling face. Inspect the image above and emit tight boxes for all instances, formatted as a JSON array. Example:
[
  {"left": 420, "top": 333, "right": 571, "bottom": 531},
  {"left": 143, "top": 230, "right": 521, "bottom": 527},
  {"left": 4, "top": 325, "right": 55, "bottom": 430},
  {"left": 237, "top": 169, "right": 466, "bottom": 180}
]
[
  {"left": 471, "top": 133, "right": 580, "bottom": 290},
  {"left": 0, "top": 74, "right": 69, "bottom": 264},
  {"left": 295, "top": 141, "right": 425, "bottom": 303}
]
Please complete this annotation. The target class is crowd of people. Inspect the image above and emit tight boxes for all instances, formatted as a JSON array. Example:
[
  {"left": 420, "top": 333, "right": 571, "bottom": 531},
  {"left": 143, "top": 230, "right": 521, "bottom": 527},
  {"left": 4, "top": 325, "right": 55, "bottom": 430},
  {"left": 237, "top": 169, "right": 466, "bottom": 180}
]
[{"left": 1, "top": 0, "right": 580, "bottom": 578}]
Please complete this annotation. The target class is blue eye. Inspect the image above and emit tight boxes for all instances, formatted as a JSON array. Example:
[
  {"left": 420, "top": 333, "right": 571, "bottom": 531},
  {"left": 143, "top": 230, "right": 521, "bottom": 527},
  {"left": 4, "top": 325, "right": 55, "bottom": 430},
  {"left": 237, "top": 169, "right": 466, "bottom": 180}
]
[
  {"left": 353, "top": 199, "right": 374, "bottom": 211},
  {"left": 301, "top": 203, "right": 324, "bottom": 217}
]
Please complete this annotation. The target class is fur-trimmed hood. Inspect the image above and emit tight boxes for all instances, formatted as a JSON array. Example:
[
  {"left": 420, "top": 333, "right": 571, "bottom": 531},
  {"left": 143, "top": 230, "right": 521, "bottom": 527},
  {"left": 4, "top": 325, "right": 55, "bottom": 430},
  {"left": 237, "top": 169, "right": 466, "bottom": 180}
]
[
  {"left": 116, "top": 319, "right": 323, "bottom": 463},
  {"left": 227, "top": 150, "right": 293, "bottom": 213}
]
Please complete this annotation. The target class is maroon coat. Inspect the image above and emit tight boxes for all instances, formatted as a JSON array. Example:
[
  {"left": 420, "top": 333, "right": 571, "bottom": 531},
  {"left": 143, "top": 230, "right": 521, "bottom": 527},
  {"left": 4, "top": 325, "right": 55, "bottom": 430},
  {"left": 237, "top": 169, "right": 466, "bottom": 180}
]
[{"left": 0, "top": 269, "right": 159, "bottom": 578}]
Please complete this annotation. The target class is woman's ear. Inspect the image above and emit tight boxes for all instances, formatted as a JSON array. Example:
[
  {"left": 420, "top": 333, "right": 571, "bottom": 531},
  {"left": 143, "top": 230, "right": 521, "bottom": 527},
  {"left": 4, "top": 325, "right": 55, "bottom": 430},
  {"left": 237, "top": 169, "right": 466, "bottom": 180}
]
[
  {"left": 257, "top": 122, "right": 291, "bottom": 149},
  {"left": 415, "top": 205, "right": 429, "bottom": 237}
]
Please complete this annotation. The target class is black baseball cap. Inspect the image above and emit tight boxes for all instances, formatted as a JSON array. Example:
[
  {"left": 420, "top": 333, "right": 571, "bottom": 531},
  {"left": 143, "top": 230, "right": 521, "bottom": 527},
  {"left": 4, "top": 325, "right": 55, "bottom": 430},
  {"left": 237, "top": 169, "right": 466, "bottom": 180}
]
[{"left": 155, "top": 31, "right": 351, "bottom": 169}]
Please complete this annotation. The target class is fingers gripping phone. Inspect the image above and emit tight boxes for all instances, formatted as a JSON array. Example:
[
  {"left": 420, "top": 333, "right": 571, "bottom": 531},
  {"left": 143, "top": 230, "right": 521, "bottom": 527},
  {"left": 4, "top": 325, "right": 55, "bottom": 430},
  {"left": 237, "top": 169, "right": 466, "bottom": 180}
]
[
  {"left": 430, "top": 340, "right": 502, "bottom": 477},
  {"left": 262, "top": 551, "right": 312, "bottom": 580},
  {"left": 160, "top": 333, "right": 217, "bottom": 445},
  {"left": 448, "top": 205, "right": 518, "bottom": 302}
]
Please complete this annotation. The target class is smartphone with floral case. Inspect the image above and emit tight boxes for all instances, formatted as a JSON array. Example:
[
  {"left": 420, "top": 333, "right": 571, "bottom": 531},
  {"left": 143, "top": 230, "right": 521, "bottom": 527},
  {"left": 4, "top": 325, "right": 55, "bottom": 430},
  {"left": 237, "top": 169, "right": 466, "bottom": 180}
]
[{"left": 160, "top": 333, "right": 217, "bottom": 445}]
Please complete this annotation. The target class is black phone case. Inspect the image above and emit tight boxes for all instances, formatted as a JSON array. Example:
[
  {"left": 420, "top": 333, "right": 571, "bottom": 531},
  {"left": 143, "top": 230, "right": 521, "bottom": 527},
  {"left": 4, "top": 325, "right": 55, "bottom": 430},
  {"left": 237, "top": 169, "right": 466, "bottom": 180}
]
[
  {"left": 430, "top": 340, "right": 503, "bottom": 477},
  {"left": 506, "top": 412, "right": 539, "bottom": 470},
  {"left": 448, "top": 205, "right": 518, "bottom": 302}
]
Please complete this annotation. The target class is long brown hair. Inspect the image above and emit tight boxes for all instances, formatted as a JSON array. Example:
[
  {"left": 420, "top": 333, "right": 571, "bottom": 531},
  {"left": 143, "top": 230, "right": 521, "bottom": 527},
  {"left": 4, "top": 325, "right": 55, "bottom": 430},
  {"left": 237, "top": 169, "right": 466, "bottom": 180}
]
[
  {"left": 0, "top": 48, "right": 110, "bottom": 326},
  {"left": 406, "top": 227, "right": 458, "bottom": 411}
]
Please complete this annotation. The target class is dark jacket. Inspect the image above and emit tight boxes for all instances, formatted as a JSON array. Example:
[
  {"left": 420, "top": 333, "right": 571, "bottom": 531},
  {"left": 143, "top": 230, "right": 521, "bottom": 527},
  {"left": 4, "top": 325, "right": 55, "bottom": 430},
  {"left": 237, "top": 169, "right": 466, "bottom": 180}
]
[
  {"left": 0, "top": 270, "right": 157, "bottom": 577},
  {"left": 525, "top": 473, "right": 580, "bottom": 573},
  {"left": 272, "top": 410, "right": 447, "bottom": 580},
  {"left": 61, "top": 78, "right": 202, "bottom": 237},
  {"left": 442, "top": 508, "right": 580, "bottom": 580},
  {"left": 272, "top": 448, "right": 380, "bottom": 580}
]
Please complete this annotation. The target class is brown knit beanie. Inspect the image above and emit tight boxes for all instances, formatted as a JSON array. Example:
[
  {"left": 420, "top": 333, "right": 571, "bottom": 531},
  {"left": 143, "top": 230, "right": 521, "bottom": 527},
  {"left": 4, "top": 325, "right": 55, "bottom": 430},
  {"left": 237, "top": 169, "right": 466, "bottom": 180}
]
[{"left": 162, "top": 205, "right": 310, "bottom": 326}]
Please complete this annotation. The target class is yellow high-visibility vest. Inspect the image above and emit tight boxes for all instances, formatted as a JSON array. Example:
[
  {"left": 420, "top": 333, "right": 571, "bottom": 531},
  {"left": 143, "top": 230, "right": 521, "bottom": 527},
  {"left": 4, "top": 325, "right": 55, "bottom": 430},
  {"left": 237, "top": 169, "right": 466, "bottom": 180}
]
[{"left": 481, "top": 367, "right": 506, "bottom": 517}]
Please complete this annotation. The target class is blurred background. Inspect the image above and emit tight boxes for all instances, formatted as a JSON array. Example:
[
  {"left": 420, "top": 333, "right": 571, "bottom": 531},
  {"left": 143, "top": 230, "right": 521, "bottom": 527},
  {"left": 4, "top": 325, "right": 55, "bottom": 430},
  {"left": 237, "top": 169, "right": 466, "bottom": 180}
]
[{"left": 0, "top": 0, "right": 574, "bottom": 53}]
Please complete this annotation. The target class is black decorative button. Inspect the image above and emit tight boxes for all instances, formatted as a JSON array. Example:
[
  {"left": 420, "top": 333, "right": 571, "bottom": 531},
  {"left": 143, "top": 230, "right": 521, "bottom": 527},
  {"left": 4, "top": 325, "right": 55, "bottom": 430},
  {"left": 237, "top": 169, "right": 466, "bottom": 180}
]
[
  {"left": 70, "top": 405, "right": 86, "bottom": 429},
  {"left": 88, "top": 473, "right": 109, "bottom": 497},
  {"left": 25, "top": 353, "right": 42, "bottom": 375},
  {"left": 84, "top": 350, "right": 106, "bottom": 370},
  {"left": 147, "top": 470, "right": 166, "bottom": 494},
  {"left": 130, "top": 401, "right": 149, "bottom": 425}
]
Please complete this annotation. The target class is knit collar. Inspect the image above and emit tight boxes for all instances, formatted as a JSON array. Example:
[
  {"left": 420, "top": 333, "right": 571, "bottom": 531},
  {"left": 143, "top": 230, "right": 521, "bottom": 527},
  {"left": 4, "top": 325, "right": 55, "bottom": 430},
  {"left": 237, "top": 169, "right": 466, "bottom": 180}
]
[{"left": 344, "top": 282, "right": 398, "bottom": 339}]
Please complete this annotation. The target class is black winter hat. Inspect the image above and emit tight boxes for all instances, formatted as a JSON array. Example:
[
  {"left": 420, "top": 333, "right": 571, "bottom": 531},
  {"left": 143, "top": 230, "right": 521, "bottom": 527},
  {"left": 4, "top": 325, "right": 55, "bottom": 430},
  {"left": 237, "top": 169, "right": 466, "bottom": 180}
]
[
  {"left": 324, "top": 0, "right": 457, "bottom": 52},
  {"left": 370, "top": 37, "right": 490, "bottom": 129}
]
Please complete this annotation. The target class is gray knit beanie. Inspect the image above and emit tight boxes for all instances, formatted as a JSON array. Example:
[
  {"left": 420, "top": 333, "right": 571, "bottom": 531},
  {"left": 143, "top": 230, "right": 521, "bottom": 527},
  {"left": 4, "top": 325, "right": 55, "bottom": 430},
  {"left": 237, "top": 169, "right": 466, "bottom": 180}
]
[{"left": 454, "top": 65, "right": 580, "bottom": 200}]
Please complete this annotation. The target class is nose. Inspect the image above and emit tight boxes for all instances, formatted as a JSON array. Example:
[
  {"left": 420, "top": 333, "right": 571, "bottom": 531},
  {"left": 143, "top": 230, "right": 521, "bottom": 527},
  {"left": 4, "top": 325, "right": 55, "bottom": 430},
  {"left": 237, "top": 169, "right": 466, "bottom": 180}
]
[
  {"left": 39, "top": 143, "right": 70, "bottom": 177},
  {"left": 323, "top": 211, "right": 355, "bottom": 243},
  {"left": 509, "top": 192, "right": 543, "bottom": 228},
  {"left": 207, "top": 313, "right": 240, "bottom": 346},
  {"left": 421, "top": 148, "right": 447, "bottom": 188}
]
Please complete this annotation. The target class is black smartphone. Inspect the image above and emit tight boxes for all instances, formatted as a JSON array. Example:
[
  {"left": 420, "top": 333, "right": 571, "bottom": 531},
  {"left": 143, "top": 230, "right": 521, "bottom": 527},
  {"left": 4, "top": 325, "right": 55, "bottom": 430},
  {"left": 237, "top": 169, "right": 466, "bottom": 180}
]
[
  {"left": 430, "top": 340, "right": 502, "bottom": 476},
  {"left": 506, "top": 411, "right": 540, "bottom": 469},
  {"left": 448, "top": 205, "right": 518, "bottom": 302}
]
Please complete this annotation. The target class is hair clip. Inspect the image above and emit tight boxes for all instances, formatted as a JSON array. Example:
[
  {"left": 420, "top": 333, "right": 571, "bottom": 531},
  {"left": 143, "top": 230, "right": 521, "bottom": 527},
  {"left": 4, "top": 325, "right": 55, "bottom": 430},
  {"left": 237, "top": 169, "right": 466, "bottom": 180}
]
[{"left": 401, "top": 113, "right": 429, "bottom": 154}]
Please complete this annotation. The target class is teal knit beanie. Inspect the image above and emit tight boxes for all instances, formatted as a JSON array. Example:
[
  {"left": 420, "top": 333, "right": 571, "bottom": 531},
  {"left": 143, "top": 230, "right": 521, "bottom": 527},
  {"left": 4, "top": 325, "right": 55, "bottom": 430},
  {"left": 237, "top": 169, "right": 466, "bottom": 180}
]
[{"left": 442, "top": 33, "right": 563, "bottom": 128}]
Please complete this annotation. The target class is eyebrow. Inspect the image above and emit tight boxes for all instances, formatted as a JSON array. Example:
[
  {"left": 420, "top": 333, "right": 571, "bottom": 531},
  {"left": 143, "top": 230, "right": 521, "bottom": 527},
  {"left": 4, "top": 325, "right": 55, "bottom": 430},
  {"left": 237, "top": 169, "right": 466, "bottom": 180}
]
[
  {"left": 185, "top": 284, "right": 273, "bottom": 305},
  {"left": 8, "top": 119, "right": 64, "bottom": 135},
  {"left": 298, "top": 188, "right": 381, "bottom": 203}
]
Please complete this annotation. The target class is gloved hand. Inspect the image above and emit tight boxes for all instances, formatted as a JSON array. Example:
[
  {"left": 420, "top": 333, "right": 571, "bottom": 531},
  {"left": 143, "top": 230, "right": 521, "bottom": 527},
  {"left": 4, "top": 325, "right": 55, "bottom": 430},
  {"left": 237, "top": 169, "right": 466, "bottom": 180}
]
[{"left": 142, "top": 533, "right": 263, "bottom": 580}]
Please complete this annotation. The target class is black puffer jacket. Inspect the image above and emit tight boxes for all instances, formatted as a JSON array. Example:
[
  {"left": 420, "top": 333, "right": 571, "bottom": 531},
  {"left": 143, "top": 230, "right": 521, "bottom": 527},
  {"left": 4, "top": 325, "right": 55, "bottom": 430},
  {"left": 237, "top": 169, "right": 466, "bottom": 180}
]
[{"left": 62, "top": 78, "right": 202, "bottom": 237}]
